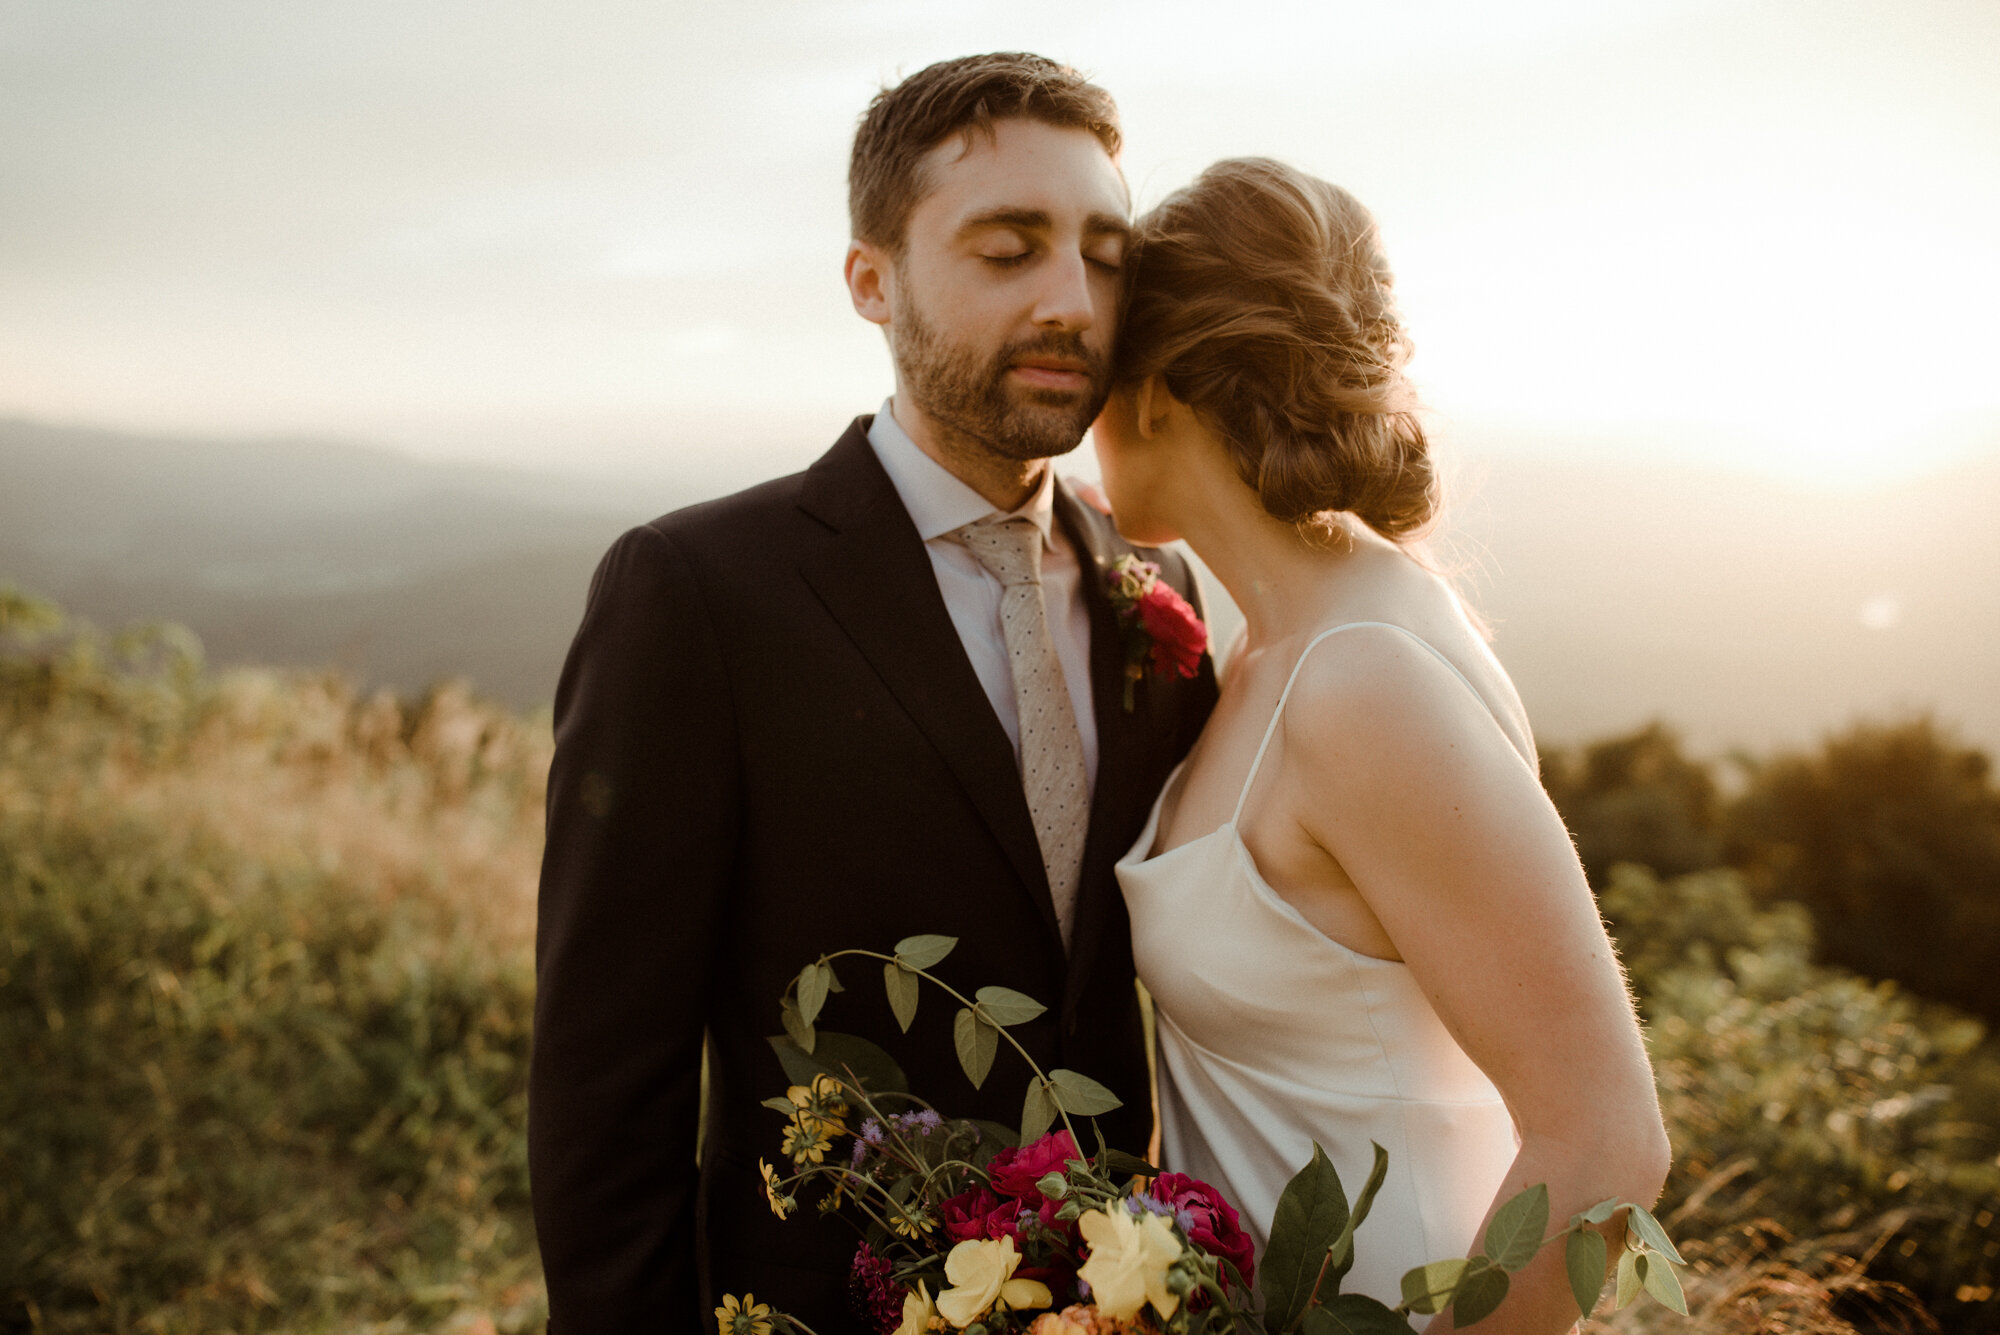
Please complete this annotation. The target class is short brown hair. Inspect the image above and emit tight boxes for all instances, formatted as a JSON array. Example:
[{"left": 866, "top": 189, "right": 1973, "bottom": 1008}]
[
  {"left": 849, "top": 53, "right": 1121, "bottom": 251},
  {"left": 1117, "top": 158, "right": 1437, "bottom": 541}
]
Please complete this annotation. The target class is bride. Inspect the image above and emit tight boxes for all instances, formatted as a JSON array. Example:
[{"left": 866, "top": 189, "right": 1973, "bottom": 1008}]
[{"left": 1098, "top": 159, "right": 1671, "bottom": 1332}]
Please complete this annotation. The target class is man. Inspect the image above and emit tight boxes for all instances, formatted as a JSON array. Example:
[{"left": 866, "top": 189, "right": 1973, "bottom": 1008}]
[{"left": 530, "top": 53, "right": 1217, "bottom": 1333}]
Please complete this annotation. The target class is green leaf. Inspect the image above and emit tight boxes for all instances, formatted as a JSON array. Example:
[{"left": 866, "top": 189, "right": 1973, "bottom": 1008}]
[
  {"left": 1576, "top": 1197, "right": 1622, "bottom": 1227},
  {"left": 797, "top": 962, "right": 831, "bottom": 1026},
  {"left": 766, "top": 1031, "right": 908, "bottom": 1095},
  {"left": 1614, "top": 1247, "right": 1643, "bottom": 1310},
  {"left": 954, "top": 1007, "right": 998, "bottom": 1088},
  {"left": 1326, "top": 1142, "right": 1390, "bottom": 1283},
  {"left": 1450, "top": 1266, "right": 1509, "bottom": 1327},
  {"left": 779, "top": 998, "right": 815, "bottom": 1053},
  {"left": 894, "top": 934, "right": 957, "bottom": 971},
  {"left": 1485, "top": 1184, "right": 1549, "bottom": 1272},
  {"left": 1299, "top": 1294, "right": 1415, "bottom": 1335},
  {"left": 1565, "top": 1228, "right": 1607, "bottom": 1318},
  {"left": 973, "top": 985, "right": 1047, "bottom": 1027},
  {"left": 1020, "top": 1078, "right": 1058, "bottom": 1144},
  {"left": 1626, "top": 1204, "right": 1687, "bottom": 1266},
  {"left": 825, "top": 962, "right": 844, "bottom": 992},
  {"left": 1262, "top": 1143, "right": 1350, "bottom": 1331},
  {"left": 761, "top": 1095, "right": 800, "bottom": 1114},
  {"left": 1099, "top": 1148, "right": 1161, "bottom": 1178},
  {"left": 884, "top": 962, "right": 920, "bottom": 1033},
  {"left": 972, "top": 1119, "right": 1020, "bottom": 1152},
  {"left": 1640, "top": 1253, "right": 1689, "bottom": 1315},
  {"left": 1048, "top": 1069, "right": 1122, "bottom": 1117},
  {"left": 1398, "top": 1258, "right": 1467, "bottom": 1316}
]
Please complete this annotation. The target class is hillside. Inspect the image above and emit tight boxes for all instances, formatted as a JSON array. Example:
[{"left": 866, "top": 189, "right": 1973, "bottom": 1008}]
[{"left": 2, "top": 416, "right": 1995, "bottom": 750}]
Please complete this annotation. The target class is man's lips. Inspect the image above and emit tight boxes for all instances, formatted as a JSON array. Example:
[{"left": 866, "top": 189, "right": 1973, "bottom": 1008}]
[{"left": 1009, "top": 359, "right": 1092, "bottom": 390}]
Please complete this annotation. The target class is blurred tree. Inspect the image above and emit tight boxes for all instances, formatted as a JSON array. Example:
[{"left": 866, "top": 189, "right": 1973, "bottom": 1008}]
[
  {"left": 1542, "top": 721, "right": 1724, "bottom": 886},
  {"left": 1729, "top": 718, "right": 2000, "bottom": 1025}
]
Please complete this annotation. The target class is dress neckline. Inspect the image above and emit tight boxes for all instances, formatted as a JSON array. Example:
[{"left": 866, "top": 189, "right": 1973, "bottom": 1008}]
[{"left": 1117, "top": 620, "right": 1518, "bottom": 967}]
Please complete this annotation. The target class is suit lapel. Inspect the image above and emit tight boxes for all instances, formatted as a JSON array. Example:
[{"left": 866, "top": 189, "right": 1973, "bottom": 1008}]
[{"left": 798, "top": 421, "right": 1063, "bottom": 946}]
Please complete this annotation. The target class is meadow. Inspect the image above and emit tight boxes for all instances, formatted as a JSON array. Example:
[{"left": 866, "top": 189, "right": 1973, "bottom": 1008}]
[{"left": 2, "top": 588, "right": 1994, "bottom": 1334}]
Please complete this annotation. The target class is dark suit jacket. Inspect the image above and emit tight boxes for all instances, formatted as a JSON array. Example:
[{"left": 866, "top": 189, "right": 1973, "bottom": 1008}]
[{"left": 529, "top": 417, "right": 1218, "bottom": 1333}]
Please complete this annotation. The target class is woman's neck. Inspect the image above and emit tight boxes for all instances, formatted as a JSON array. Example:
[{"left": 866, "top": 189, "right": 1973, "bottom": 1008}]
[{"left": 1170, "top": 473, "right": 1358, "bottom": 650}]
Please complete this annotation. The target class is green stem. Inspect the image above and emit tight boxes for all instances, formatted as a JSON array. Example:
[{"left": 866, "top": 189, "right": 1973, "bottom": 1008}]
[{"left": 825, "top": 949, "right": 1082, "bottom": 1148}]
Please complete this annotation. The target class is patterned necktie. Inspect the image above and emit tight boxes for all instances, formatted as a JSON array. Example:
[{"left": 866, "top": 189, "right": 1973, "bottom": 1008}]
[{"left": 954, "top": 515, "right": 1091, "bottom": 949}]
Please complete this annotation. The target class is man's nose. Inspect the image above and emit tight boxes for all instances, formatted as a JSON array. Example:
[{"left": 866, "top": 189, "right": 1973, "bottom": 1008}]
[{"left": 1031, "top": 250, "right": 1096, "bottom": 330}]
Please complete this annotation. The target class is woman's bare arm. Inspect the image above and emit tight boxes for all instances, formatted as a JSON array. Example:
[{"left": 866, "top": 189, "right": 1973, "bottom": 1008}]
[{"left": 1282, "top": 628, "right": 1671, "bottom": 1334}]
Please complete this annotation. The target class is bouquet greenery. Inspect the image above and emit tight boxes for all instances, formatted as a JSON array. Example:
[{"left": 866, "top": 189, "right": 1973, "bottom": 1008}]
[{"left": 720, "top": 936, "right": 1689, "bottom": 1335}]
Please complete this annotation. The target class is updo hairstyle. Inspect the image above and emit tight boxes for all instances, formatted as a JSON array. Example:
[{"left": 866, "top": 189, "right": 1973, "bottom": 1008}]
[{"left": 1116, "top": 158, "right": 1437, "bottom": 541}]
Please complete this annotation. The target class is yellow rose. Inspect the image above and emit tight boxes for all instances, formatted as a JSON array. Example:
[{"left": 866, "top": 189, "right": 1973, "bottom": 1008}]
[
  {"left": 1076, "top": 1206, "right": 1184, "bottom": 1323},
  {"left": 936, "top": 1235, "right": 1054, "bottom": 1328},
  {"left": 893, "top": 1281, "right": 936, "bottom": 1335}
]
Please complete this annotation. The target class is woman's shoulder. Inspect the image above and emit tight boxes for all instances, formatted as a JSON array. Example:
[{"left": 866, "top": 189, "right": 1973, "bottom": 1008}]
[{"left": 1280, "top": 553, "right": 1537, "bottom": 769}]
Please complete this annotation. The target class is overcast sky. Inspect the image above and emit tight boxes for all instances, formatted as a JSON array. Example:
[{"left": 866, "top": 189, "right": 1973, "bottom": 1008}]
[{"left": 3, "top": 0, "right": 1996, "bottom": 491}]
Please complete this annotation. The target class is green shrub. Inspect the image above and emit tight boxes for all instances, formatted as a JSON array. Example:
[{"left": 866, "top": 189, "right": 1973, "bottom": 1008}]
[
  {"left": 1728, "top": 718, "right": 2000, "bottom": 1026},
  {"left": 1542, "top": 723, "right": 1725, "bottom": 888},
  {"left": 1604, "top": 864, "right": 2000, "bottom": 1331},
  {"left": 0, "top": 797, "right": 541, "bottom": 1333}
]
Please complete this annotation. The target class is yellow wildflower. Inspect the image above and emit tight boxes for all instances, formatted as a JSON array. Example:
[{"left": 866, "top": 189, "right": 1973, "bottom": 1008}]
[
  {"left": 889, "top": 1203, "right": 936, "bottom": 1238},
  {"left": 1077, "top": 1207, "right": 1183, "bottom": 1323},
  {"left": 785, "top": 1073, "right": 850, "bottom": 1137},
  {"left": 937, "top": 1235, "right": 1055, "bottom": 1328},
  {"left": 715, "top": 1293, "right": 775, "bottom": 1335},
  {"left": 781, "top": 1117, "right": 832, "bottom": 1165},
  {"left": 759, "top": 1159, "right": 792, "bottom": 1220}
]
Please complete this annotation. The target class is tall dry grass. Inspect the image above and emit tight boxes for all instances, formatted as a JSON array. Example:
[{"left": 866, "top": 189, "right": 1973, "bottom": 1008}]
[{"left": 2, "top": 591, "right": 548, "bottom": 1333}]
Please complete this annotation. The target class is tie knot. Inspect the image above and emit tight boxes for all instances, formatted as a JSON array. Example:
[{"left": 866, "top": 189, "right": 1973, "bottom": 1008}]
[{"left": 954, "top": 516, "right": 1044, "bottom": 587}]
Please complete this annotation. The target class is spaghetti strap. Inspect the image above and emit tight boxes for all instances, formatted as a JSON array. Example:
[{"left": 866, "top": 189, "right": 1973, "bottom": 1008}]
[{"left": 1228, "top": 621, "right": 1495, "bottom": 825}]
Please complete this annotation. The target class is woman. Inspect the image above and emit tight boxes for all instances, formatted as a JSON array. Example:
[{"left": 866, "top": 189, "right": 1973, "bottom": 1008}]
[{"left": 1099, "top": 159, "right": 1671, "bottom": 1332}]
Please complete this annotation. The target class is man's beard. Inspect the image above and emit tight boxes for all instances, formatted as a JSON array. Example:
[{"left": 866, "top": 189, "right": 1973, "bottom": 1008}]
[{"left": 892, "top": 298, "right": 1111, "bottom": 462}]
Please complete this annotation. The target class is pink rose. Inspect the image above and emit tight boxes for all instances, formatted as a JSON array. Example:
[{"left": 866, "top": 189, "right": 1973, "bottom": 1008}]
[
  {"left": 1137, "top": 583, "right": 1206, "bottom": 680},
  {"left": 1155, "top": 1172, "right": 1255, "bottom": 1292},
  {"left": 988, "top": 1131, "right": 1082, "bottom": 1202}
]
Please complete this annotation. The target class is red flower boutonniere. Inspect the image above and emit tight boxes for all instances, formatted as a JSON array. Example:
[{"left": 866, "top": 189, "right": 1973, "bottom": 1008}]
[{"left": 1105, "top": 554, "right": 1207, "bottom": 711}]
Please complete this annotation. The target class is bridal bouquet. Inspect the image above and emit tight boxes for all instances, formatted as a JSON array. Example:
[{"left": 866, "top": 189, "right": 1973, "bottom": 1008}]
[{"left": 722, "top": 936, "right": 1689, "bottom": 1335}]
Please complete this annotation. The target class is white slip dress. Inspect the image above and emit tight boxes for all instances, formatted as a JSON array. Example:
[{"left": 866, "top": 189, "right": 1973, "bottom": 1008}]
[{"left": 1116, "top": 622, "right": 1523, "bottom": 1307}]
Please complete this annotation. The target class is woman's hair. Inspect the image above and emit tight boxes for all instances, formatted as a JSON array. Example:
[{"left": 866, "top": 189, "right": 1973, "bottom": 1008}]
[{"left": 1116, "top": 158, "right": 1437, "bottom": 541}]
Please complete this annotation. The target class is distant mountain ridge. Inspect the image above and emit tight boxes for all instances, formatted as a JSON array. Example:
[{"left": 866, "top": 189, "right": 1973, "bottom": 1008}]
[
  {"left": 3, "top": 415, "right": 1995, "bottom": 753},
  {"left": 0, "top": 417, "right": 675, "bottom": 704}
]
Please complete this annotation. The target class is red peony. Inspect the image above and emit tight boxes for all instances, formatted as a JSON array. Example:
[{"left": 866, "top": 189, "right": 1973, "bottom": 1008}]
[
  {"left": 988, "top": 1130, "right": 1083, "bottom": 1201},
  {"left": 939, "top": 1186, "right": 1021, "bottom": 1242},
  {"left": 1155, "top": 1172, "right": 1256, "bottom": 1291},
  {"left": 1137, "top": 583, "right": 1206, "bottom": 679}
]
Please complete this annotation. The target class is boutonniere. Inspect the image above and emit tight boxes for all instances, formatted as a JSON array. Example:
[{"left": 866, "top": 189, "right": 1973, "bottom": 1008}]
[{"left": 1105, "top": 554, "right": 1208, "bottom": 711}]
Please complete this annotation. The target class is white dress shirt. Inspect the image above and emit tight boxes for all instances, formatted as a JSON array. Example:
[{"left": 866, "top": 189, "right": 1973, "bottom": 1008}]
[{"left": 867, "top": 399, "right": 1100, "bottom": 792}]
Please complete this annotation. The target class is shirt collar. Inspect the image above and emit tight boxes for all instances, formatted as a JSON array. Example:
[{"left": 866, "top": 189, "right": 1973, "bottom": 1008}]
[{"left": 867, "top": 397, "right": 1058, "bottom": 549}]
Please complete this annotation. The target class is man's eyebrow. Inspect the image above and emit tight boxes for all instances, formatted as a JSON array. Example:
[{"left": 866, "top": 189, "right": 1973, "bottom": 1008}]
[
  {"left": 954, "top": 208, "right": 1133, "bottom": 240},
  {"left": 1084, "top": 211, "right": 1133, "bottom": 241},
  {"left": 957, "top": 208, "right": 1052, "bottom": 235}
]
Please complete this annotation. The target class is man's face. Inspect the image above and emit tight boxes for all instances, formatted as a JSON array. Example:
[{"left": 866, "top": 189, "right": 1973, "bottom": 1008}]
[{"left": 882, "top": 118, "right": 1130, "bottom": 461}]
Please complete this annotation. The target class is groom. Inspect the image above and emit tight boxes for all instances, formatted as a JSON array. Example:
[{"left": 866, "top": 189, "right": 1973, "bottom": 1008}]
[{"left": 530, "top": 53, "right": 1217, "bottom": 1334}]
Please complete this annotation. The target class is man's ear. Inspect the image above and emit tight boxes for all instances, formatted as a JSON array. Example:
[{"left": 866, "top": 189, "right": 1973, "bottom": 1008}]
[{"left": 844, "top": 241, "right": 893, "bottom": 327}]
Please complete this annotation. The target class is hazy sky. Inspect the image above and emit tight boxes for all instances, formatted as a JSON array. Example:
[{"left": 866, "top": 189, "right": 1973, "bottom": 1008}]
[{"left": 3, "top": 0, "right": 1996, "bottom": 490}]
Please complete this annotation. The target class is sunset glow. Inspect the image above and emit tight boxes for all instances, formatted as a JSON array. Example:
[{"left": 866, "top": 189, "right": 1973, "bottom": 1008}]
[{"left": 0, "top": 0, "right": 1994, "bottom": 489}]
